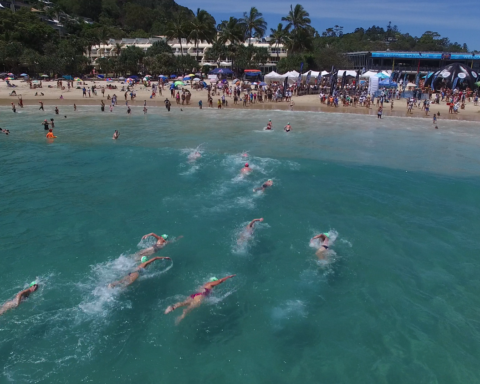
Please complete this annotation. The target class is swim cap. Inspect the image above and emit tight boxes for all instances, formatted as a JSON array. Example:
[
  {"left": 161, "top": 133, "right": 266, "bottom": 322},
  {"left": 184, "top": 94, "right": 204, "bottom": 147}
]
[
  {"left": 162, "top": 234, "right": 168, "bottom": 240},
  {"left": 288, "top": 122, "right": 290, "bottom": 124},
  {"left": 268, "top": 179, "right": 272, "bottom": 182},
  {"left": 323, "top": 232, "right": 330, "bottom": 238},
  {"left": 209, "top": 277, "right": 218, "bottom": 282},
  {"left": 29, "top": 281, "right": 37, "bottom": 287},
  {"left": 245, "top": 163, "right": 249, "bottom": 167},
  {"left": 269, "top": 119, "right": 271, "bottom": 121},
  {"left": 141, "top": 256, "right": 148, "bottom": 263}
]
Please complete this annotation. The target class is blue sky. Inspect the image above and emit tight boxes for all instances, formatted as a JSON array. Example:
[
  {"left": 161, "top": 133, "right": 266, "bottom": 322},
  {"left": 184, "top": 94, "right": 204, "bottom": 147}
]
[{"left": 178, "top": 0, "right": 479, "bottom": 51}]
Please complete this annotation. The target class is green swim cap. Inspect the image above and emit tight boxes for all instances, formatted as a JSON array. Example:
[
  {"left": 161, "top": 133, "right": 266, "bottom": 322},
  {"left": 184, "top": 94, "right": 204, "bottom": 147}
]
[
  {"left": 268, "top": 179, "right": 272, "bottom": 182},
  {"left": 29, "top": 281, "right": 37, "bottom": 287},
  {"left": 269, "top": 119, "right": 271, "bottom": 121},
  {"left": 288, "top": 122, "right": 290, "bottom": 124},
  {"left": 323, "top": 232, "right": 330, "bottom": 238},
  {"left": 162, "top": 234, "right": 168, "bottom": 240},
  {"left": 141, "top": 256, "right": 148, "bottom": 263},
  {"left": 209, "top": 277, "right": 218, "bottom": 282}
]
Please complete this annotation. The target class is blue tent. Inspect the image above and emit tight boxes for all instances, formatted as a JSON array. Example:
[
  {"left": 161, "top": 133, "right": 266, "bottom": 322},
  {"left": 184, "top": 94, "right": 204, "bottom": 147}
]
[
  {"left": 379, "top": 80, "right": 397, "bottom": 87},
  {"left": 129, "top": 75, "right": 139, "bottom": 79},
  {"left": 170, "top": 75, "right": 176, "bottom": 78},
  {"left": 376, "top": 73, "right": 390, "bottom": 79},
  {"left": 159, "top": 75, "right": 168, "bottom": 80},
  {"left": 62, "top": 75, "right": 73, "bottom": 80},
  {"left": 209, "top": 68, "right": 234, "bottom": 75},
  {"left": 97, "top": 75, "right": 105, "bottom": 79}
]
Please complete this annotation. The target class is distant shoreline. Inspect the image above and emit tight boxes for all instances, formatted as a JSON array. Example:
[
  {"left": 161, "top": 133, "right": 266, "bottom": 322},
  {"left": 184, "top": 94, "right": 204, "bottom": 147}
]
[{"left": 2, "top": 80, "right": 479, "bottom": 122}]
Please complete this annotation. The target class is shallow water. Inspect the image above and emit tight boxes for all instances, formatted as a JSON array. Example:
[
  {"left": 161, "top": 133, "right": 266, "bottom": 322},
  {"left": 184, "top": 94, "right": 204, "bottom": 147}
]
[{"left": 1, "top": 106, "right": 480, "bottom": 383}]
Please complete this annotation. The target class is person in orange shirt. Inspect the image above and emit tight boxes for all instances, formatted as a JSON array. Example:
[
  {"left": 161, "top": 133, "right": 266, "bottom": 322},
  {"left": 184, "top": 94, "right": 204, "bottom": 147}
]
[{"left": 46, "top": 129, "right": 56, "bottom": 139}]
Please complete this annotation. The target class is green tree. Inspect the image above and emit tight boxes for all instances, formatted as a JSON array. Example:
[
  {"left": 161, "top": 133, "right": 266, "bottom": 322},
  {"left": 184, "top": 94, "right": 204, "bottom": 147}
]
[
  {"left": 269, "top": 23, "right": 288, "bottom": 60},
  {"left": 217, "top": 17, "right": 245, "bottom": 45},
  {"left": 240, "top": 7, "right": 267, "bottom": 44},
  {"left": 188, "top": 8, "right": 216, "bottom": 62},
  {"left": 146, "top": 40, "right": 173, "bottom": 57},
  {"left": 165, "top": 15, "right": 189, "bottom": 56},
  {"left": 281, "top": 4, "right": 313, "bottom": 54},
  {"left": 118, "top": 45, "right": 144, "bottom": 74}
]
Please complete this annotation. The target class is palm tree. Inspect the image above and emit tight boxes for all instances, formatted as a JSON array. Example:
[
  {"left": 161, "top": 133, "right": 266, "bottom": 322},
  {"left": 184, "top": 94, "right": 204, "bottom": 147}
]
[
  {"left": 217, "top": 17, "right": 245, "bottom": 45},
  {"left": 165, "top": 15, "right": 189, "bottom": 57},
  {"left": 240, "top": 7, "right": 267, "bottom": 45},
  {"left": 114, "top": 43, "right": 123, "bottom": 57},
  {"left": 269, "top": 23, "right": 288, "bottom": 59},
  {"left": 188, "top": 8, "right": 216, "bottom": 62},
  {"left": 281, "top": 4, "right": 312, "bottom": 54}
]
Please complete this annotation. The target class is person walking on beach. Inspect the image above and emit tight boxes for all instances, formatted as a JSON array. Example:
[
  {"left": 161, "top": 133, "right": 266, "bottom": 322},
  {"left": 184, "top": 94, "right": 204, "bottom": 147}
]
[
  {"left": 0, "top": 282, "right": 39, "bottom": 317},
  {"left": 165, "top": 275, "right": 236, "bottom": 324},
  {"left": 253, "top": 179, "right": 273, "bottom": 192},
  {"left": 311, "top": 233, "right": 330, "bottom": 260},
  {"left": 108, "top": 256, "right": 171, "bottom": 289}
]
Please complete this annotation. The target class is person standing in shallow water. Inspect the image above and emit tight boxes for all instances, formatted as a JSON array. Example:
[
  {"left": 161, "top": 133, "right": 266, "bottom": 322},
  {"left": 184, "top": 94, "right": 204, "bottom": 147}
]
[
  {"left": 0, "top": 282, "right": 39, "bottom": 316},
  {"left": 165, "top": 275, "right": 236, "bottom": 324}
]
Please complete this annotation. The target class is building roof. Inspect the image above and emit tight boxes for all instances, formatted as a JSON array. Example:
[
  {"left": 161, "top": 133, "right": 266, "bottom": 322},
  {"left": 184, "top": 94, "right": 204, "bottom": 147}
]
[{"left": 347, "top": 51, "right": 480, "bottom": 60}]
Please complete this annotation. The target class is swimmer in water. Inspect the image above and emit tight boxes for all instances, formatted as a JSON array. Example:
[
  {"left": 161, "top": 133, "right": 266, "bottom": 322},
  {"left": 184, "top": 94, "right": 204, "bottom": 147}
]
[
  {"left": 136, "top": 233, "right": 177, "bottom": 258},
  {"left": 284, "top": 122, "right": 291, "bottom": 132},
  {"left": 253, "top": 179, "right": 273, "bottom": 192},
  {"left": 266, "top": 119, "right": 272, "bottom": 130},
  {"left": 108, "top": 256, "right": 171, "bottom": 289},
  {"left": 238, "top": 218, "right": 263, "bottom": 244},
  {"left": 46, "top": 129, "right": 57, "bottom": 139},
  {"left": 0, "top": 282, "right": 39, "bottom": 316},
  {"left": 165, "top": 275, "right": 235, "bottom": 324},
  {"left": 113, "top": 130, "right": 119, "bottom": 139},
  {"left": 311, "top": 232, "right": 330, "bottom": 260},
  {"left": 187, "top": 150, "right": 201, "bottom": 162},
  {"left": 241, "top": 162, "right": 253, "bottom": 174}
]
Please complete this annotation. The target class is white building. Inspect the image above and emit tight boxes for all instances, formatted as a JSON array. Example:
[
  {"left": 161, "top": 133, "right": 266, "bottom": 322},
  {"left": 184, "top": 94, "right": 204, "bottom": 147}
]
[{"left": 89, "top": 37, "right": 287, "bottom": 69}]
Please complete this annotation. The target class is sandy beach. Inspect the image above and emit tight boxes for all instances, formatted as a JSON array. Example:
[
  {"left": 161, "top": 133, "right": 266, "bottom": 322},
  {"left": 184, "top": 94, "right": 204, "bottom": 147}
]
[{"left": 2, "top": 79, "right": 480, "bottom": 122}]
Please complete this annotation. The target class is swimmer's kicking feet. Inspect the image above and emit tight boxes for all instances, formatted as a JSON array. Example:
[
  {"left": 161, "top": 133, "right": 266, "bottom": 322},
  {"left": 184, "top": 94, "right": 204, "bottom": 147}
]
[
  {"left": 165, "top": 275, "right": 235, "bottom": 324},
  {"left": 0, "top": 282, "right": 39, "bottom": 317},
  {"left": 311, "top": 232, "right": 330, "bottom": 260},
  {"left": 108, "top": 256, "right": 171, "bottom": 288},
  {"left": 253, "top": 179, "right": 273, "bottom": 192}
]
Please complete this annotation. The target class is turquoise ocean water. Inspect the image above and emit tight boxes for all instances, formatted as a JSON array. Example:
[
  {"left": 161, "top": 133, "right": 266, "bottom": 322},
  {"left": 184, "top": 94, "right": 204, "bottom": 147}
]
[{"left": 1, "top": 106, "right": 480, "bottom": 383}]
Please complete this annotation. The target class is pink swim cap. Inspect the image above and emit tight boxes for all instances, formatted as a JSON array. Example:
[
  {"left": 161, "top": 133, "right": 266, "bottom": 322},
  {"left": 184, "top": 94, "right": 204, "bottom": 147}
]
[{"left": 245, "top": 163, "right": 249, "bottom": 167}]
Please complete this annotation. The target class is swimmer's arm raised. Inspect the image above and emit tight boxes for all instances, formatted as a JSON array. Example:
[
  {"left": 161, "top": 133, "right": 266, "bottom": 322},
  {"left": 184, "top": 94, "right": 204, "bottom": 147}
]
[
  {"left": 143, "top": 256, "right": 171, "bottom": 268},
  {"left": 248, "top": 218, "right": 263, "bottom": 228},
  {"left": 15, "top": 289, "right": 29, "bottom": 305},
  {"left": 207, "top": 275, "right": 236, "bottom": 288},
  {"left": 142, "top": 233, "right": 161, "bottom": 240}
]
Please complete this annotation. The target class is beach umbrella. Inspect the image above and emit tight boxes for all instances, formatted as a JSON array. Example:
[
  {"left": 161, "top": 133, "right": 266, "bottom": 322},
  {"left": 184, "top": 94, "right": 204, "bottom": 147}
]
[
  {"left": 259, "top": 82, "right": 267, "bottom": 86},
  {"left": 252, "top": 82, "right": 258, "bottom": 85},
  {"left": 475, "top": 81, "right": 480, "bottom": 87},
  {"left": 174, "top": 81, "right": 185, "bottom": 87},
  {"left": 74, "top": 77, "right": 82, "bottom": 81},
  {"left": 118, "top": 76, "right": 125, "bottom": 80},
  {"left": 106, "top": 78, "right": 113, "bottom": 82},
  {"left": 187, "top": 73, "right": 195, "bottom": 77},
  {"left": 41, "top": 74, "right": 49, "bottom": 77},
  {"left": 170, "top": 75, "right": 176, "bottom": 78},
  {"left": 20, "top": 73, "right": 28, "bottom": 77},
  {"left": 6, "top": 77, "right": 14, "bottom": 80},
  {"left": 193, "top": 78, "right": 201, "bottom": 81},
  {"left": 8, "top": 73, "right": 14, "bottom": 76},
  {"left": 183, "top": 76, "right": 191, "bottom": 81}
]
